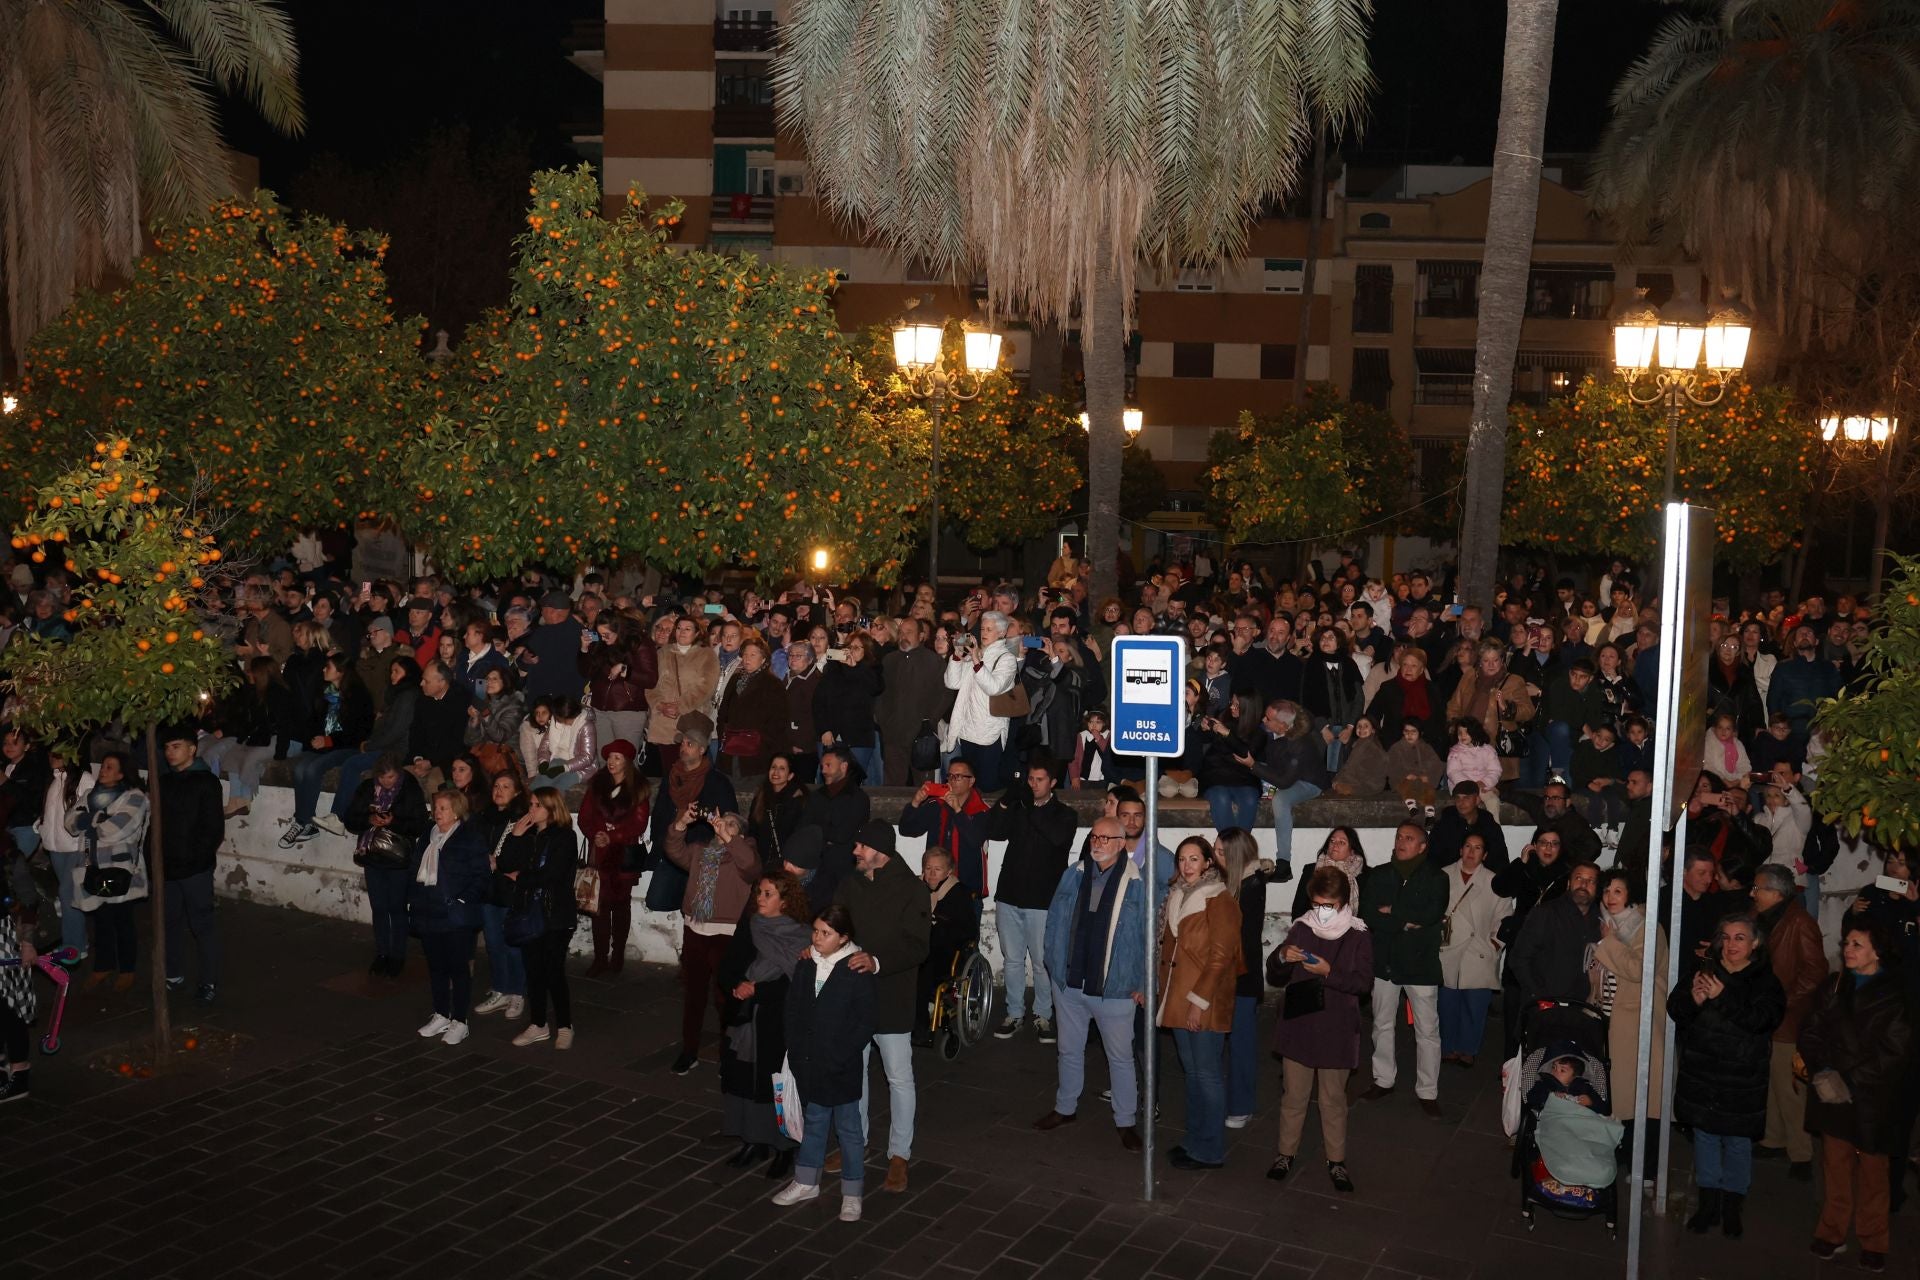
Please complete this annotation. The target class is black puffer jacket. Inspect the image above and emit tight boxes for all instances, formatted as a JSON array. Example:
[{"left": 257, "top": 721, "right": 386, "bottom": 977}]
[
  {"left": 1667, "top": 954, "right": 1786, "bottom": 1138},
  {"left": 1798, "top": 970, "right": 1916, "bottom": 1154}
]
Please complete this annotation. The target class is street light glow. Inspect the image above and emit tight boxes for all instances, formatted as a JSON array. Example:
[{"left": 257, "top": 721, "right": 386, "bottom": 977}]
[
  {"left": 1080, "top": 408, "right": 1144, "bottom": 437},
  {"left": 1, "top": 394, "right": 16, "bottom": 415},
  {"left": 961, "top": 329, "right": 1002, "bottom": 374},
  {"left": 1820, "top": 414, "right": 1897, "bottom": 445},
  {"left": 811, "top": 547, "right": 830, "bottom": 572},
  {"left": 891, "top": 322, "right": 942, "bottom": 372}
]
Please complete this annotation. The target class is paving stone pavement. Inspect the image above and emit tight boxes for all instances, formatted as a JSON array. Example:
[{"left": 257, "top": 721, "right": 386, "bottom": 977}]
[{"left": 1, "top": 900, "right": 1911, "bottom": 1279}]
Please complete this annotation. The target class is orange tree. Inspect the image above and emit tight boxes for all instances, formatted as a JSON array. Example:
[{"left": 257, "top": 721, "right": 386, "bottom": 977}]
[
  {"left": 1204, "top": 390, "right": 1413, "bottom": 545},
  {"left": 401, "top": 167, "right": 924, "bottom": 582},
  {"left": 1, "top": 440, "right": 238, "bottom": 1063},
  {"left": 857, "top": 325, "right": 1082, "bottom": 551},
  {"left": 0, "top": 195, "right": 429, "bottom": 555},
  {"left": 1503, "top": 378, "right": 1818, "bottom": 570},
  {"left": 1813, "top": 554, "right": 1920, "bottom": 846}
]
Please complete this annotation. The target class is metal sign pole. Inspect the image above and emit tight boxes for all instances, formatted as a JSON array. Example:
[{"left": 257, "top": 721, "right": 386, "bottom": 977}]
[
  {"left": 1142, "top": 755, "right": 1159, "bottom": 1203},
  {"left": 1656, "top": 808, "right": 1688, "bottom": 1209}
]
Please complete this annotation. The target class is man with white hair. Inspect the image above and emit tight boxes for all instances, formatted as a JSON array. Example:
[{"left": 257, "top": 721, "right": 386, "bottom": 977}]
[{"left": 942, "top": 610, "right": 1020, "bottom": 789}]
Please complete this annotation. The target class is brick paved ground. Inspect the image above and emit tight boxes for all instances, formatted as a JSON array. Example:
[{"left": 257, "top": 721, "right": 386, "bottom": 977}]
[{"left": 1, "top": 900, "right": 1910, "bottom": 1279}]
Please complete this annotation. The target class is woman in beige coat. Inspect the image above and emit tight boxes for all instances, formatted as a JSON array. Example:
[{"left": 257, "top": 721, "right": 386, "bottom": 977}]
[
  {"left": 645, "top": 615, "right": 720, "bottom": 772},
  {"left": 1590, "top": 867, "right": 1670, "bottom": 1161},
  {"left": 1444, "top": 640, "right": 1535, "bottom": 786},
  {"left": 1437, "top": 834, "right": 1513, "bottom": 1067}
]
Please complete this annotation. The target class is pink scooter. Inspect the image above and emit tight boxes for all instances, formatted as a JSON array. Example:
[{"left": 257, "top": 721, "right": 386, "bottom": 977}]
[{"left": 0, "top": 945, "right": 79, "bottom": 1054}]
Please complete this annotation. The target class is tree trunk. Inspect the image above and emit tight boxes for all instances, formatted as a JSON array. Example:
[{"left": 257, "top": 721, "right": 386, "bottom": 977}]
[
  {"left": 1292, "top": 112, "right": 1327, "bottom": 407},
  {"left": 1028, "top": 320, "right": 1065, "bottom": 399},
  {"left": 1085, "top": 255, "right": 1127, "bottom": 604},
  {"left": 1456, "top": 0, "right": 1558, "bottom": 613},
  {"left": 145, "top": 723, "right": 171, "bottom": 1067}
]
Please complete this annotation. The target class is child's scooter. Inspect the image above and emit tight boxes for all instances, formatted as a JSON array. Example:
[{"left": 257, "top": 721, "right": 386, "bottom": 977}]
[{"left": 0, "top": 945, "right": 80, "bottom": 1054}]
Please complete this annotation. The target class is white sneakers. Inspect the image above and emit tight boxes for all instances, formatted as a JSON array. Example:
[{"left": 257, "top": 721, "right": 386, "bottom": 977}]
[
  {"left": 314, "top": 814, "right": 347, "bottom": 837},
  {"left": 839, "top": 1196, "right": 862, "bottom": 1222},
  {"left": 772, "top": 1181, "right": 821, "bottom": 1207},
  {"left": 1224, "top": 1114, "right": 1252, "bottom": 1130},
  {"left": 513, "top": 1024, "right": 552, "bottom": 1047},
  {"left": 442, "top": 1020, "right": 470, "bottom": 1046},
  {"left": 472, "top": 993, "right": 511, "bottom": 1016},
  {"left": 503, "top": 996, "right": 525, "bottom": 1020},
  {"left": 555, "top": 1027, "right": 574, "bottom": 1050},
  {"left": 417, "top": 1014, "right": 451, "bottom": 1038}
]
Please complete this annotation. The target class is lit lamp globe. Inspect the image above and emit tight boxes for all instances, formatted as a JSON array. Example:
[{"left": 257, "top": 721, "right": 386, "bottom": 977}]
[
  {"left": 1079, "top": 408, "right": 1144, "bottom": 437},
  {"left": 891, "top": 322, "right": 942, "bottom": 372},
  {"left": 1611, "top": 288, "right": 1661, "bottom": 374},
  {"left": 1704, "top": 292, "right": 1754, "bottom": 375},
  {"left": 1655, "top": 288, "right": 1708, "bottom": 372},
  {"left": 962, "top": 329, "right": 1003, "bottom": 374}
]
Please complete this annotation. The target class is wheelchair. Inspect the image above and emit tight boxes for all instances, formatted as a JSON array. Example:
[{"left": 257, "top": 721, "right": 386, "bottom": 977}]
[{"left": 928, "top": 944, "right": 996, "bottom": 1061}]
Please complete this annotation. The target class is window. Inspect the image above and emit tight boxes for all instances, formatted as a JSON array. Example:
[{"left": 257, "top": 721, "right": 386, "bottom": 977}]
[
  {"left": 1262, "top": 258, "right": 1305, "bottom": 294},
  {"left": 1411, "top": 436, "right": 1462, "bottom": 499},
  {"left": 744, "top": 163, "right": 775, "bottom": 197},
  {"left": 1526, "top": 263, "right": 1615, "bottom": 319},
  {"left": 1353, "top": 264, "right": 1393, "bottom": 333},
  {"left": 1351, "top": 348, "right": 1391, "bottom": 409},
  {"left": 1173, "top": 267, "right": 1216, "bottom": 293},
  {"left": 1514, "top": 351, "right": 1603, "bottom": 404},
  {"left": 1259, "top": 344, "right": 1296, "bottom": 380},
  {"left": 1171, "top": 342, "right": 1214, "bottom": 378},
  {"left": 1416, "top": 261, "right": 1480, "bottom": 318},
  {"left": 1636, "top": 271, "right": 1675, "bottom": 307},
  {"left": 1359, "top": 212, "right": 1392, "bottom": 230},
  {"left": 1414, "top": 348, "right": 1474, "bottom": 404}
]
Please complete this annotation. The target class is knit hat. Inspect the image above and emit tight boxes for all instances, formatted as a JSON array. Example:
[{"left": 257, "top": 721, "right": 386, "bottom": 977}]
[
  {"left": 9, "top": 564, "right": 32, "bottom": 589},
  {"left": 540, "top": 590, "right": 573, "bottom": 611},
  {"left": 855, "top": 820, "right": 897, "bottom": 859},
  {"left": 675, "top": 711, "right": 714, "bottom": 750},
  {"left": 365, "top": 615, "right": 395, "bottom": 636},
  {"left": 781, "top": 825, "right": 824, "bottom": 871}
]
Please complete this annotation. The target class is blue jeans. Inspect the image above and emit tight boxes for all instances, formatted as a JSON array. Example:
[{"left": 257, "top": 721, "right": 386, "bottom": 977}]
[
  {"left": 1052, "top": 983, "right": 1138, "bottom": 1126},
  {"left": 49, "top": 849, "right": 90, "bottom": 952},
  {"left": 1270, "top": 781, "right": 1322, "bottom": 864},
  {"left": 1517, "top": 734, "right": 1551, "bottom": 789},
  {"left": 1437, "top": 985, "right": 1494, "bottom": 1057},
  {"left": 1324, "top": 727, "right": 1350, "bottom": 774},
  {"left": 795, "top": 1100, "right": 865, "bottom": 1194},
  {"left": 1205, "top": 786, "right": 1259, "bottom": 833},
  {"left": 1173, "top": 1027, "right": 1228, "bottom": 1163},
  {"left": 365, "top": 864, "right": 411, "bottom": 962},
  {"left": 292, "top": 747, "right": 356, "bottom": 825},
  {"left": 1694, "top": 1131, "right": 1753, "bottom": 1194},
  {"left": 328, "top": 750, "right": 383, "bottom": 819},
  {"left": 1801, "top": 872, "right": 1820, "bottom": 917},
  {"left": 479, "top": 902, "right": 527, "bottom": 997},
  {"left": 8, "top": 826, "right": 38, "bottom": 855},
  {"left": 958, "top": 738, "right": 1007, "bottom": 793},
  {"left": 1544, "top": 721, "right": 1576, "bottom": 776},
  {"left": 855, "top": 1032, "right": 916, "bottom": 1159},
  {"left": 850, "top": 742, "right": 883, "bottom": 788},
  {"left": 996, "top": 905, "right": 1051, "bottom": 1020},
  {"left": 1225, "top": 994, "right": 1260, "bottom": 1117}
]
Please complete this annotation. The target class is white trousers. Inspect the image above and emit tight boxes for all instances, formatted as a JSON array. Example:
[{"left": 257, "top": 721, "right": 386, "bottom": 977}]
[{"left": 1370, "top": 978, "right": 1441, "bottom": 1101}]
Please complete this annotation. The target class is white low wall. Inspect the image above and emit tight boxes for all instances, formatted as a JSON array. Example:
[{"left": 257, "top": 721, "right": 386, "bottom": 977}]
[{"left": 215, "top": 785, "right": 1540, "bottom": 972}]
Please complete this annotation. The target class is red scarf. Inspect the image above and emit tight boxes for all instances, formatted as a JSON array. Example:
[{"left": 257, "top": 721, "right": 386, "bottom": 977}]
[{"left": 1397, "top": 675, "right": 1431, "bottom": 723}]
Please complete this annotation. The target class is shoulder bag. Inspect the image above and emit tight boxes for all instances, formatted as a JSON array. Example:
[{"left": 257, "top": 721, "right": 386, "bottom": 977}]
[
  {"left": 574, "top": 830, "right": 603, "bottom": 915},
  {"left": 909, "top": 720, "right": 942, "bottom": 773},
  {"left": 988, "top": 681, "right": 1031, "bottom": 719}
]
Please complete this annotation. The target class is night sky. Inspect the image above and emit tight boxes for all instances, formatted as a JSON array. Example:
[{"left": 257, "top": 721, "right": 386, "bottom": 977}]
[{"left": 217, "top": 0, "right": 1666, "bottom": 335}]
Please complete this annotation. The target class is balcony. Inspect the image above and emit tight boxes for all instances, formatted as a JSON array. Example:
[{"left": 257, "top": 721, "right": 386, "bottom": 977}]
[
  {"left": 715, "top": 16, "right": 776, "bottom": 52},
  {"left": 711, "top": 193, "right": 775, "bottom": 225},
  {"left": 712, "top": 101, "right": 776, "bottom": 138}
]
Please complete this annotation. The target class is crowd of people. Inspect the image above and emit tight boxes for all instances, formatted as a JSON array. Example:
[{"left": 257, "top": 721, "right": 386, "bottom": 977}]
[{"left": 0, "top": 544, "right": 1914, "bottom": 1264}]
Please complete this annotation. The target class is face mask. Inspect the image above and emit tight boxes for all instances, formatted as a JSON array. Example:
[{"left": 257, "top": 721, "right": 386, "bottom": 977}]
[{"left": 1312, "top": 905, "right": 1337, "bottom": 923}]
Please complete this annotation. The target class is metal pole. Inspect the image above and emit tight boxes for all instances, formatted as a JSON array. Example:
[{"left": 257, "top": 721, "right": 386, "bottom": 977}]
[
  {"left": 929, "top": 376, "right": 943, "bottom": 599},
  {"left": 1656, "top": 808, "right": 1689, "bottom": 1211},
  {"left": 1663, "top": 386, "right": 1682, "bottom": 505},
  {"left": 1142, "top": 755, "right": 1159, "bottom": 1202}
]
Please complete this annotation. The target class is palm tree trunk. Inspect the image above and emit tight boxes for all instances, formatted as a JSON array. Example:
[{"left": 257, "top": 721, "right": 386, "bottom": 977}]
[
  {"left": 1085, "top": 256, "right": 1127, "bottom": 604},
  {"left": 1456, "top": 0, "right": 1558, "bottom": 613},
  {"left": 1292, "top": 112, "right": 1327, "bottom": 408}
]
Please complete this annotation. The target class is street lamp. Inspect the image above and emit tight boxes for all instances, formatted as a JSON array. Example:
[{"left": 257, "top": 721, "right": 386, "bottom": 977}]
[
  {"left": 1819, "top": 414, "right": 1897, "bottom": 446},
  {"left": 1, "top": 394, "right": 16, "bottom": 415},
  {"left": 1612, "top": 285, "right": 1754, "bottom": 502},
  {"left": 891, "top": 311, "right": 1001, "bottom": 595},
  {"left": 1817, "top": 411, "right": 1903, "bottom": 599},
  {"left": 1080, "top": 406, "right": 1145, "bottom": 444}
]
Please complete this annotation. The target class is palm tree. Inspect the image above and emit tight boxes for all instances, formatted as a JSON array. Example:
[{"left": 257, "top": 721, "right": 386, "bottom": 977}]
[
  {"left": 776, "top": 0, "right": 1373, "bottom": 601},
  {"left": 1590, "top": 0, "right": 1920, "bottom": 344},
  {"left": 0, "top": 0, "right": 304, "bottom": 360},
  {"left": 1456, "top": 0, "right": 1557, "bottom": 614}
]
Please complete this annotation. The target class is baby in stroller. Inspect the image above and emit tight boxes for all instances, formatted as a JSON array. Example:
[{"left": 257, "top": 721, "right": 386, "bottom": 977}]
[
  {"left": 1512, "top": 1005, "right": 1625, "bottom": 1232},
  {"left": 1526, "top": 1046, "right": 1602, "bottom": 1111}
]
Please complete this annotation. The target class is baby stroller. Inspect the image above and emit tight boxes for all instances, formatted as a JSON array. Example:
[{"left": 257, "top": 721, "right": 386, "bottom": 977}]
[
  {"left": 1511, "top": 999, "right": 1618, "bottom": 1235},
  {"left": 928, "top": 943, "right": 995, "bottom": 1061}
]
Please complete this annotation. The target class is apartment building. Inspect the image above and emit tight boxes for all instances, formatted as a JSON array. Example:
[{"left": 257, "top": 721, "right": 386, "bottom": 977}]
[{"left": 575, "top": 5, "right": 1695, "bottom": 515}]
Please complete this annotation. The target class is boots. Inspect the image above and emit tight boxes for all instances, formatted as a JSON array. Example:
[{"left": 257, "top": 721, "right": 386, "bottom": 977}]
[
  {"left": 1686, "top": 1188, "right": 1722, "bottom": 1234},
  {"left": 1721, "top": 1192, "right": 1744, "bottom": 1239}
]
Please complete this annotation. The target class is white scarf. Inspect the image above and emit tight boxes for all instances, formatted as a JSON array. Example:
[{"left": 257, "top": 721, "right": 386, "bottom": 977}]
[
  {"left": 1605, "top": 904, "right": 1646, "bottom": 947},
  {"left": 417, "top": 823, "right": 455, "bottom": 885},
  {"left": 1302, "top": 902, "right": 1366, "bottom": 940}
]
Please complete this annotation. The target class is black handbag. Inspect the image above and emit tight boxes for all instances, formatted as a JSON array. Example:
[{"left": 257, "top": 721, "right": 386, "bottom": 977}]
[
  {"left": 504, "top": 889, "right": 547, "bottom": 945},
  {"left": 1495, "top": 728, "right": 1531, "bottom": 759},
  {"left": 83, "top": 864, "right": 132, "bottom": 899},
  {"left": 909, "top": 720, "right": 941, "bottom": 773},
  {"left": 1282, "top": 977, "right": 1326, "bottom": 1020},
  {"left": 353, "top": 825, "right": 410, "bottom": 869}
]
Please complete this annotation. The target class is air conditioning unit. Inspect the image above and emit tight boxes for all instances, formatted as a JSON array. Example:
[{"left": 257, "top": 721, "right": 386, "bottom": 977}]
[{"left": 777, "top": 172, "right": 808, "bottom": 195}]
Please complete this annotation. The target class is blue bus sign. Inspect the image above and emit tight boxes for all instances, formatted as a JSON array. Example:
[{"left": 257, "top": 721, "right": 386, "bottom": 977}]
[{"left": 1109, "top": 635, "right": 1187, "bottom": 757}]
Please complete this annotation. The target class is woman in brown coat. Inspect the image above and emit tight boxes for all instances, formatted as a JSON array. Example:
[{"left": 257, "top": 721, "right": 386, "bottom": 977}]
[
  {"left": 1156, "top": 835, "right": 1244, "bottom": 1170},
  {"left": 1445, "top": 640, "right": 1535, "bottom": 786},
  {"left": 646, "top": 615, "right": 720, "bottom": 776},
  {"left": 715, "top": 636, "right": 789, "bottom": 779}
]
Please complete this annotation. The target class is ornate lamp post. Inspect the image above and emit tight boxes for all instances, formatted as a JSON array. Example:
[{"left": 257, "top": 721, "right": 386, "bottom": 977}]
[
  {"left": 891, "top": 316, "right": 1001, "bottom": 594},
  {"left": 1612, "top": 286, "right": 1755, "bottom": 502},
  {"left": 1819, "top": 413, "right": 1903, "bottom": 599}
]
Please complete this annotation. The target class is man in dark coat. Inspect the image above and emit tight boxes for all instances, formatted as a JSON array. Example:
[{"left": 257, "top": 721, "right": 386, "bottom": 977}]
[
  {"left": 898, "top": 766, "right": 991, "bottom": 906},
  {"left": 1490, "top": 830, "right": 1575, "bottom": 1056},
  {"left": 987, "top": 754, "right": 1079, "bottom": 1041},
  {"left": 158, "top": 726, "right": 225, "bottom": 1002},
  {"left": 837, "top": 821, "right": 931, "bottom": 1195},
  {"left": 1359, "top": 821, "right": 1448, "bottom": 1115},
  {"left": 796, "top": 743, "right": 869, "bottom": 903},
  {"left": 876, "top": 618, "right": 951, "bottom": 786},
  {"left": 1530, "top": 779, "right": 1602, "bottom": 867},
  {"left": 1751, "top": 863, "right": 1828, "bottom": 1175},
  {"left": 1509, "top": 861, "right": 1603, "bottom": 1007},
  {"left": 518, "top": 590, "right": 588, "bottom": 701},
  {"left": 1426, "top": 781, "right": 1509, "bottom": 870}
]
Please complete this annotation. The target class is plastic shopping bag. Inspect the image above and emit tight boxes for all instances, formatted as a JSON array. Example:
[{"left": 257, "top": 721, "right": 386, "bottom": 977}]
[
  {"left": 773, "top": 1054, "right": 804, "bottom": 1143},
  {"left": 1500, "top": 1051, "right": 1524, "bottom": 1138}
]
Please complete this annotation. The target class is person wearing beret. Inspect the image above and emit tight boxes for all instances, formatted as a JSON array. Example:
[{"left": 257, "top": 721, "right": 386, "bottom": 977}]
[{"left": 578, "top": 739, "right": 652, "bottom": 976}]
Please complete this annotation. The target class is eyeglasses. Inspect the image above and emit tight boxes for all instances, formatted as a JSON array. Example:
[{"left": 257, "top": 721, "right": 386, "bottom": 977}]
[
  {"left": 946, "top": 772, "right": 974, "bottom": 782},
  {"left": 1090, "top": 834, "right": 1126, "bottom": 844}
]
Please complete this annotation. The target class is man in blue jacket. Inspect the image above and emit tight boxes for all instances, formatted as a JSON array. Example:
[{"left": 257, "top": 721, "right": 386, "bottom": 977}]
[{"left": 1033, "top": 816, "right": 1149, "bottom": 1153}]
